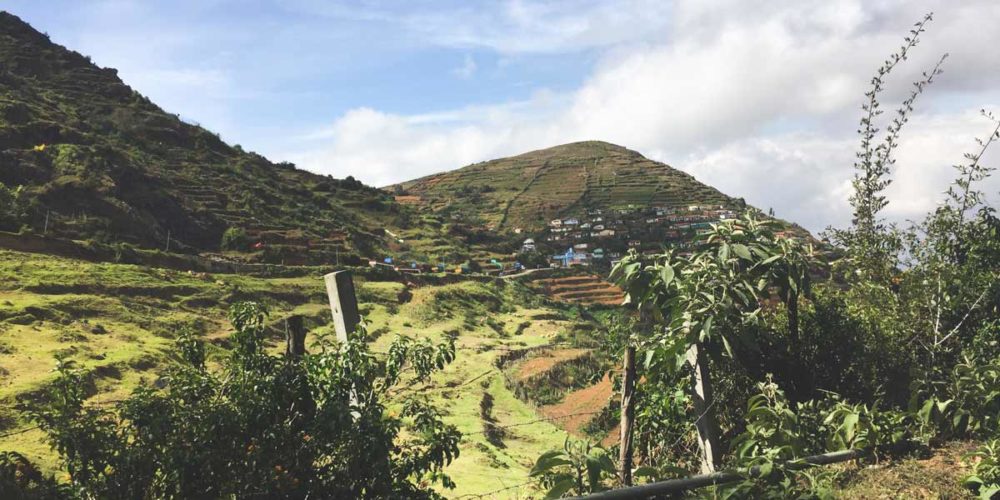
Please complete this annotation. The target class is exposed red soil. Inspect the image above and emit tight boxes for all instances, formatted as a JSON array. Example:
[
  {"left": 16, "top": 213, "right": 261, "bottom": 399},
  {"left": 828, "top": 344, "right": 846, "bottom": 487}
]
[
  {"left": 540, "top": 373, "right": 614, "bottom": 435},
  {"left": 515, "top": 348, "right": 591, "bottom": 380},
  {"left": 393, "top": 195, "right": 423, "bottom": 205}
]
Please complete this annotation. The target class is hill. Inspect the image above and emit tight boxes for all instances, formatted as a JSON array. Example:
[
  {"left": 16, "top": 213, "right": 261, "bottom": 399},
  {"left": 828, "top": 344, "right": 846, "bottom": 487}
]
[
  {"left": 392, "top": 140, "right": 740, "bottom": 234},
  {"left": 0, "top": 11, "right": 445, "bottom": 265}
]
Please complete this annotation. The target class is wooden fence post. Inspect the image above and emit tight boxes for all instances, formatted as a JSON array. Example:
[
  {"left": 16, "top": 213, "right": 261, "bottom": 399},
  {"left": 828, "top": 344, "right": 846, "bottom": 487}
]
[
  {"left": 324, "top": 270, "right": 361, "bottom": 342},
  {"left": 687, "top": 342, "right": 721, "bottom": 473},
  {"left": 619, "top": 344, "right": 636, "bottom": 486},
  {"left": 285, "top": 315, "right": 306, "bottom": 357}
]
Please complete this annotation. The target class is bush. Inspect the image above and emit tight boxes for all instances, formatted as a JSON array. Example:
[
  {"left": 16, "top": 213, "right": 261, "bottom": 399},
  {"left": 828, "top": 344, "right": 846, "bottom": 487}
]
[
  {"left": 19, "top": 302, "right": 461, "bottom": 499},
  {"left": 220, "top": 227, "right": 248, "bottom": 251}
]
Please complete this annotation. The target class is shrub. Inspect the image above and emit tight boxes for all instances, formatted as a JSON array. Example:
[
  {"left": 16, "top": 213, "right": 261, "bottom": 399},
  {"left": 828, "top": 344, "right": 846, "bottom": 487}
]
[
  {"left": 20, "top": 302, "right": 461, "bottom": 499},
  {"left": 220, "top": 227, "right": 248, "bottom": 251}
]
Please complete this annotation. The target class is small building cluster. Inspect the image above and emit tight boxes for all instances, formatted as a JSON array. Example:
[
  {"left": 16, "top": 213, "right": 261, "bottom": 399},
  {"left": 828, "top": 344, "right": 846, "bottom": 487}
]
[{"left": 535, "top": 204, "right": 742, "bottom": 267}]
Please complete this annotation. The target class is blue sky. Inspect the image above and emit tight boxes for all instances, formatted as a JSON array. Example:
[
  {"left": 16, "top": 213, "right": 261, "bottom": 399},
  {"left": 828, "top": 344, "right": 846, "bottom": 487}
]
[
  {"left": 5, "top": 1, "right": 1000, "bottom": 233},
  {"left": 5, "top": 0, "right": 621, "bottom": 150}
]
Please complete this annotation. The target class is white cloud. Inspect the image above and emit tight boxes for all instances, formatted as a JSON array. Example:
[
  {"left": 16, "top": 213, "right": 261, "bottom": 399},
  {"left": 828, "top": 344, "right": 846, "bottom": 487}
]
[
  {"left": 286, "top": 0, "right": 674, "bottom": 54},
  {"left": 288, "top": 0, "right": 1000, "bottom": 233}
]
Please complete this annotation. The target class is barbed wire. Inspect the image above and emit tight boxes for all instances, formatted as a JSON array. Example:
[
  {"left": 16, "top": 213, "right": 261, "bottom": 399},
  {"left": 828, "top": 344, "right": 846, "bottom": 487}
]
[
  {"left": 464, "top": 409, "right": 605, "bottom": 435},
  {"left": 453, "top": 479, "right": 536, "bottom": 499},
  {"left": 0, "top": 425, "right": 40, "bottom": 439}
]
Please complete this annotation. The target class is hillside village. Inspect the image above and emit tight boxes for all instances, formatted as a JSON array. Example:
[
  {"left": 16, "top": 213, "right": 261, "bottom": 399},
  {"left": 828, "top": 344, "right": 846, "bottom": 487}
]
[{"left": 531, "top": 204, "right": 739, "bottom": 266}]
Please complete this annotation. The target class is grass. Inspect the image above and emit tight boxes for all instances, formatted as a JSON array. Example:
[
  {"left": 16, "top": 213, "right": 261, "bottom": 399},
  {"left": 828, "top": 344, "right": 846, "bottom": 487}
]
[
  {"left": 833, "top": 441, "right": 977, "bottom": 499},
  {"left": 0, "top": 249, "right": 595, "bottom": 498}
]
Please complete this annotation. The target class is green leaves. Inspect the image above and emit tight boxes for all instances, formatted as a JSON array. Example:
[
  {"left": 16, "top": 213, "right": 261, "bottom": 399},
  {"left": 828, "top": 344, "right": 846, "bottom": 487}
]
[
  {"left": 530, "top": 439, "right": 616, "bottom": 498},
  {"left": 530, "top": 450, "right": 574, "bottom": 475},
  {"left": 964, "top": 440, "right": 1000, "bottom": 499},
  {"left": 659, "top": 263, "right": 675, "bottom": 288},
  {"left": 27, "top": 301, "right": 461, "bottom": 499}
]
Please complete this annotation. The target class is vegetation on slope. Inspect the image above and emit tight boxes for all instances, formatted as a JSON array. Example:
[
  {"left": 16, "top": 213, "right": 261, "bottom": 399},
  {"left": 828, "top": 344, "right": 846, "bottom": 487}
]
[
  {"left": 0, "top": 11, "right": 463, "bottom": 265},
  {"left": 393, "top": 140, "right": 738, "bottom": 233},
  {"left": 0, "top": 248, "right": 622, "bottom": 497}
]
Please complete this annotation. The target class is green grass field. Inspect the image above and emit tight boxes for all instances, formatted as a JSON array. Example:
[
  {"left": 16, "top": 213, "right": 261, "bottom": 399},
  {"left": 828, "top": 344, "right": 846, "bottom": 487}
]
[{"left": 0, "top": 249, "right": 596, "bottom": 498}]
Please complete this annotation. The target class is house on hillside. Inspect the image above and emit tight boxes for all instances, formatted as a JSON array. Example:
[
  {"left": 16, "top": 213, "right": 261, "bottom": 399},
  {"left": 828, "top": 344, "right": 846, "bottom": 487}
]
[
  {"left": 521, "top": 238, "right": 536, "bottom": 252},
  {"left": 549, "top": 219, "right": 563, "bottom": 228},
  {"left": 551, "top": 247, "right": 589, "bottom": 267},
  {"left": 563, "top": 218, "right": 580, "bottom": 226}
]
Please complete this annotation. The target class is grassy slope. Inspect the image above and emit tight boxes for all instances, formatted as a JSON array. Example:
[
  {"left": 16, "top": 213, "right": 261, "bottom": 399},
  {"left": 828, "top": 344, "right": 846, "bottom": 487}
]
[
  {"left": 393, "top": 141, "right": 737, "bottom": 233},
  {"left": 0, "top": 250, "right": 591, "bottom": 497},
  {"left": 0, "top": 11, "right": 467, "bottom": 264}
]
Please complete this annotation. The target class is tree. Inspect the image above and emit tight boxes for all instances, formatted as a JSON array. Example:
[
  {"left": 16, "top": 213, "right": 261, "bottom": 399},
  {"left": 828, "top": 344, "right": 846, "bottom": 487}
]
[
  {"left": 611, "top": 212, "right": 811, "bottom": 472},
  {"left": 0, "top": 183, "right": 27, "bottom": 232},
  {"left": 827, "top": 13, "right": 946, "bottom": 284},
  {"left": 25, "top": 302, "right": 461, "bottom": 499},
  {"left": 220, "top": 227, "right": 249, "bottom": 251}
]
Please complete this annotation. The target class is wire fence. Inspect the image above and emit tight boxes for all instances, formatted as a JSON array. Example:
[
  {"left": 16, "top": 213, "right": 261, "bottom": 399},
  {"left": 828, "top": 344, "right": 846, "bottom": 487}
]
[{"left": 453, "top": 479, "right": 537, "bottom": 499}]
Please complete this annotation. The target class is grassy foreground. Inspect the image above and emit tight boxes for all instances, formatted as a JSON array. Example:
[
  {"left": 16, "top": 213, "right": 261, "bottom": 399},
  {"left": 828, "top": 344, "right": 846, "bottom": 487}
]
[{"left": 0, "top": 249, "right": 592, "bottom": 497}]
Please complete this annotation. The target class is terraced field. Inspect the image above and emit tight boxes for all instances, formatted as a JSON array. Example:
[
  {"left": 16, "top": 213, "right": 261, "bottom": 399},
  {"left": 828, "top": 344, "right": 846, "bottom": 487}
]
[
  {"left": 532, "top": 275, "right": 625, "bottom": 306},
  {"left": 393, "top": 141, "right": 735, "bottom": 233}
]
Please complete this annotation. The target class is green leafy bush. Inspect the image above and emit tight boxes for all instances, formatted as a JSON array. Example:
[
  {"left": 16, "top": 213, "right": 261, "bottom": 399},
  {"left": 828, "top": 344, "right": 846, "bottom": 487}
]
[
  {"left": 20, "top": 301, "right": 460, "bottom": 499},
  {"left": 220, "top": 227, "right": 248, "bottom": 251},
  {"left": 964, "top": 440, "right": 1000, "bottom": 499},
  {"left": 530, "top": 438, "right": 616, "bottom": 498}
]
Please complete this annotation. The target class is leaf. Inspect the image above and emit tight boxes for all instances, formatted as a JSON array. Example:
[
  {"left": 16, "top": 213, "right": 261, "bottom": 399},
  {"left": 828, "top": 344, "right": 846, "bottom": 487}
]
[
  {"left": 659, "top": 265, "right": 675, "bottom": 287},
  {"left": 757, "top": 461, "right": 773, "bottom": 478},
  {"left": 936, "top": 399, "right": 953, "bottom": 414},
  {"left": 980, "top": 485, "right": 1000, "bottom": 500},
  {"left": 530, "top": 450, "right": 571, "bottom": 476},
  {"left": 842, "top": 413, "right": 859, "bottom": 442},
  {"left": 917, "top": 398, "right": 935, "bottom": 423},
  {"left": 544, "top": 478, "right": 576, "bottom": 499},
  {"left": 643, "top": 349, "right": 656, "bottom": 370},
  {"left": 733, "top": 243, "right": 752, "bottom": 260},
  {"left": 721, "top": 334, "right": 733, "bottom": 358}
]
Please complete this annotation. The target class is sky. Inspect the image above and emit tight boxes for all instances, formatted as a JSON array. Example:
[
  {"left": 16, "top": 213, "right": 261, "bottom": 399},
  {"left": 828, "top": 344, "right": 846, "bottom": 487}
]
[{"left": 6, "top": 0, "right": 1000, "bottom": 234}]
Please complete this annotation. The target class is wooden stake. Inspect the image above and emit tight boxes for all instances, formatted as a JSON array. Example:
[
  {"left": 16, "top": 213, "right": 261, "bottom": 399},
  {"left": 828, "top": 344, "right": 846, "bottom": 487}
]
[
  {"left": 285, "top": 315, "right": 306, "bottom": 357},
  {"left": 619, "top": 344, "right": 637, "bottom": 486},
  {"left": 324, "top": 270, "right": 360, "bottom": 342},
  {"left": 686, "top": 342, "right": 721, "bottom": 473}
]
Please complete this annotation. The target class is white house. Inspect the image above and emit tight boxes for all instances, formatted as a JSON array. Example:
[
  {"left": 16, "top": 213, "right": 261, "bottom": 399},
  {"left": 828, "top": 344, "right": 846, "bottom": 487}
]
[{"left": 521, "top": 238, "right": 536, "bottom": 252}]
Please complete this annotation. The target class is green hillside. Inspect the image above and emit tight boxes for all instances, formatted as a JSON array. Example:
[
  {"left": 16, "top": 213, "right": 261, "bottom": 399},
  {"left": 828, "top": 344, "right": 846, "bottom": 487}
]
[
  {"left": 393, "top": 141, "right": 739, "bottom": 233},
  {"left": 0, "top": 11, "right": 453, "bottom": 265},
  {"left": 0, "top": 248, "right": 621, "bottom": 498}
]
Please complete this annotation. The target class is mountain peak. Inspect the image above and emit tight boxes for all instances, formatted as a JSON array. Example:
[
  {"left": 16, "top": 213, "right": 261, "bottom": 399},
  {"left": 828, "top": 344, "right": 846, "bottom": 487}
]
[{"left": 395, "top": 141, "right": 735, "bottom": 232}]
